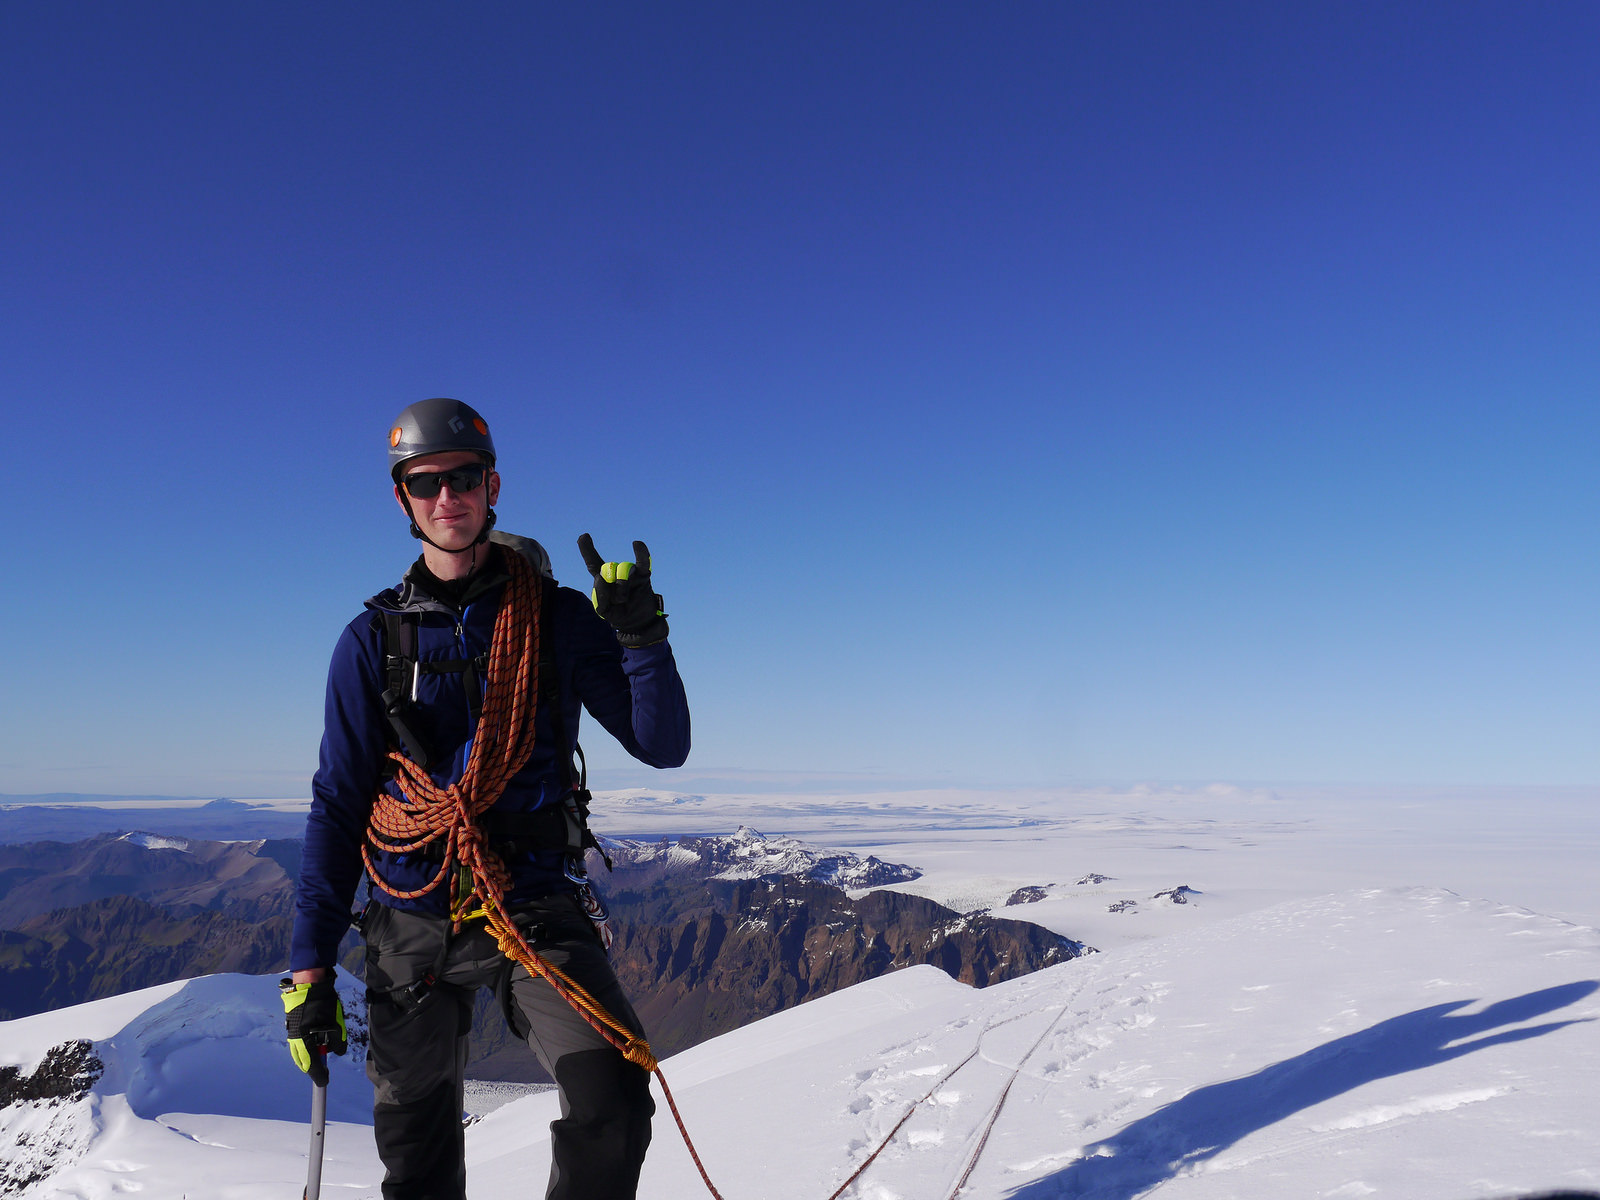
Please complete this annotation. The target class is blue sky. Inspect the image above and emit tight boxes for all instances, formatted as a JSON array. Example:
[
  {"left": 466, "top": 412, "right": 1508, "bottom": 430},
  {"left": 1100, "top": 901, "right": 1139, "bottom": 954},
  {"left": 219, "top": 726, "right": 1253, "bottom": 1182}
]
[{"left": 2, "top": 2, "right": 1595, "bottom": 796}]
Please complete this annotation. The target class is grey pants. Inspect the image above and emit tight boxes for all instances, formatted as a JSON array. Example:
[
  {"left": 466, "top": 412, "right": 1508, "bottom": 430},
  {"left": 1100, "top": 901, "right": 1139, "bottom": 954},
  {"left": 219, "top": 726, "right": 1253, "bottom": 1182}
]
[{"left": 363, "top": 894, "right": 654, "bottom": 1200}]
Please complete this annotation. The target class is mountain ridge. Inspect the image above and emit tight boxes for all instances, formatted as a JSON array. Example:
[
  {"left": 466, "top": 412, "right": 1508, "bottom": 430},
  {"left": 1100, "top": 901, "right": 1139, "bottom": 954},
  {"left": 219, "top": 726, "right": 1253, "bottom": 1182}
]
[{"left": 0, "top": 827, "right": 1085, "bottom": 1080}]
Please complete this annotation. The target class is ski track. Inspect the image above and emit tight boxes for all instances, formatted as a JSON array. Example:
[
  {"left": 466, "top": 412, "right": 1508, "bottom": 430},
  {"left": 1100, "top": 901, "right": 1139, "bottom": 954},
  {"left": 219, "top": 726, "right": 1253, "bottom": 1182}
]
[
  {"left": 824, "top": 967, "right": 1186, "bottom": 1200},
  {"left": 800, "top": 889, "right": 1600, "bottom": 1200}
]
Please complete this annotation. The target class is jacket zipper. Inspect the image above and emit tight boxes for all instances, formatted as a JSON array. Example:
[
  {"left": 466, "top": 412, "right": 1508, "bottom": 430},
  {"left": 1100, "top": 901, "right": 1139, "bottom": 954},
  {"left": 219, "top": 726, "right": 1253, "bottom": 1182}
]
[{"left": 458, "top": 601, "right": 476, "bottom": 776}]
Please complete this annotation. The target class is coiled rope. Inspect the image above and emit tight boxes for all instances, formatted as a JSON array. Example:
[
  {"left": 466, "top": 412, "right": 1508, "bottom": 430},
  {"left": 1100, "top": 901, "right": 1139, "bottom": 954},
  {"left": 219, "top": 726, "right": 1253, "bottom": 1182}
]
[{"left": 361, "top": 545, "right": 724, "bottom": 1197}]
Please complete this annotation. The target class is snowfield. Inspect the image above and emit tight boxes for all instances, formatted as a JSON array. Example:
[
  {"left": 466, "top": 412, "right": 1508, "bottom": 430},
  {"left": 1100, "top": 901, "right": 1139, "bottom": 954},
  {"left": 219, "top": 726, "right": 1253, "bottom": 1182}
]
[
  {"left": 3, "top": 785, "right": 1598, "bottom": 1199},
  {"left": 481, "top": 887, "right": 1600, "bottom": 1200}
]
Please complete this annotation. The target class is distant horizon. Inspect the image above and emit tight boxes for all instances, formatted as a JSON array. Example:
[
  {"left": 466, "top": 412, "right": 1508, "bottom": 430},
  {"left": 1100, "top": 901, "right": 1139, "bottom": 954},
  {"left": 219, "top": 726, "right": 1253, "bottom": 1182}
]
[{"left": 5, "top": 777, "right": 1596, "bottom": 807}]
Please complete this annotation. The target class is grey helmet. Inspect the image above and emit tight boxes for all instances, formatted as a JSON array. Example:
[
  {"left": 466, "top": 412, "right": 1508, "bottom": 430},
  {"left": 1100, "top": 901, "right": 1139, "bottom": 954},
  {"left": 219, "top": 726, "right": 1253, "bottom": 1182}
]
[
  {"left": 387, "top": 398, "right": 499, "bottom": 548},
  {"left": 387, "top": 398, "right": 497, "bottom": 481}
]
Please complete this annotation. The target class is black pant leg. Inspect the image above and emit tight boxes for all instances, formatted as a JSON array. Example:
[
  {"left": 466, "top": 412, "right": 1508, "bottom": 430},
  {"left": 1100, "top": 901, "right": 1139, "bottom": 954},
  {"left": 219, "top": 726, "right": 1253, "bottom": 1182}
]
[
  {"left": 364, "top": 905, "right": 474, "bottom": 1200},
  {"left": 502, "top": 897, "right": 655, "bottom": 1200}
]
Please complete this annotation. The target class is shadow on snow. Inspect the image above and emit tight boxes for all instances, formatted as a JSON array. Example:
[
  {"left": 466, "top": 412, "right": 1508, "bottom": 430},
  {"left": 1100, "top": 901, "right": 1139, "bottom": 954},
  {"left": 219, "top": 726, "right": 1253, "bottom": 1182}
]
[{"left": 1005, "top": 980, "right": 1599, "bottom": 1200}]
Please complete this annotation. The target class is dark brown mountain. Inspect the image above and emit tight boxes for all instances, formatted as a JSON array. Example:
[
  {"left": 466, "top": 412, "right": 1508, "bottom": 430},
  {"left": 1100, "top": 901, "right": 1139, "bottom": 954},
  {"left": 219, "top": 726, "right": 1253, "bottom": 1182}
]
[
  {"left": 0, "top": 834, "right": 313, "bottom": 1020},
  {"left": 0, "top": 830, "right": 1089, "bottom": 1084},
  {"left": 0, "top": 832, "right": 300, "bottom": 928},
  {"left": 463, "top": 837, "right": 1087, "bottom": 1081},
  {"left": 613, "top": 875, "right": 1085, "bottom": 1054},
  {"left": 0, "top": 896, "right": 292, "bottom": 1018}
]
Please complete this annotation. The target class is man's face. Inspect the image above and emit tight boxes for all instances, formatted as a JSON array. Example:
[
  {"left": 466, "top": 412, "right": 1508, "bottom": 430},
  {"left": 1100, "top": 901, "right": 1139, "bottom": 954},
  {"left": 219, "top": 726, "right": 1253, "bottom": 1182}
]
[{"left": 394, "top": 450, "right": 501, "bottom": 552}]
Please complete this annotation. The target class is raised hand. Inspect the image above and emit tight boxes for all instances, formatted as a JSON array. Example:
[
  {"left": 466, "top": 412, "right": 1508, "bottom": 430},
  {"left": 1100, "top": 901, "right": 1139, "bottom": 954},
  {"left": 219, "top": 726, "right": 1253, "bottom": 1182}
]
[{"left": 577, "top": 534, "right": 669, "bottom": 647}]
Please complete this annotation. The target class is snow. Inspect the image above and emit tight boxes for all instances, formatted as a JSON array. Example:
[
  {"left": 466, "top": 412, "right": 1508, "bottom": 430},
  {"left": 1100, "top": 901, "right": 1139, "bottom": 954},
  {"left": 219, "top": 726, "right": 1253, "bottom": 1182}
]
[
  {"left": 599, "top": 825, "right": 921, "bottom": 889},
  {"left": 1, "top": 971, "right": 378, "bottom": 1198},
  {"left": 4, "top": 785, "right": 1599, "bottom": 1198},
  {"left": 462, "top": 1081, "right": 551, "bottom": 1120},
  {"left": 119, "top": 832, "right": 191, "bottom": 851},
  {"left": 470, "top": 887, "right": 1600, "bottom": 1200}
]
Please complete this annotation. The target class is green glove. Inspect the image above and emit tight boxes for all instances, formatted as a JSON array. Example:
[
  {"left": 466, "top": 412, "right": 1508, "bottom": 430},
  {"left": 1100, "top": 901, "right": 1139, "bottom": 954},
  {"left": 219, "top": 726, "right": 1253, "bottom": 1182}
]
[
  {"left": 577, "top": 534, "right": 669, "bottom": 648},
  {"left": 281, "top": 978, "right": 347, "bottom": 1084}
]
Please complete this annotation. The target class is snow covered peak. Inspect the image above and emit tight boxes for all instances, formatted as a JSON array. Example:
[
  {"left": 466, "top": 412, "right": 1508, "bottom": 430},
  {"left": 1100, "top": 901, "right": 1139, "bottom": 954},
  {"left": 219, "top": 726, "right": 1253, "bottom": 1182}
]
[
  {"left": 597, "top": 827, "right": 921, "bottom": 889},
  {"left": 118, "top": 832, "right": 189, "bottom": 852}
]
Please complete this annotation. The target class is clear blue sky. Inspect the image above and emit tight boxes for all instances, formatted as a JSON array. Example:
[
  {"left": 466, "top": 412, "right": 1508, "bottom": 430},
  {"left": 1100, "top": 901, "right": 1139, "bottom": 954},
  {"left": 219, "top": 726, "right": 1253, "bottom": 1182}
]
[{"left": 2, "top": 2, "right": 1595, "bottom": 796}]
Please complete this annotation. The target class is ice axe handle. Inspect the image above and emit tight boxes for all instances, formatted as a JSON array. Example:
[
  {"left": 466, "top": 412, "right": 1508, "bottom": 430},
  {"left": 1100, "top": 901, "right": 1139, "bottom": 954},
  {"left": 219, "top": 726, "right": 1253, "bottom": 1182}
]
[
  {"left": 308, "top": 1043, "right": 330, "bottom": 1087},
  {"left": 304, "top": 1049, "right": 328, "bottom": 1200}
]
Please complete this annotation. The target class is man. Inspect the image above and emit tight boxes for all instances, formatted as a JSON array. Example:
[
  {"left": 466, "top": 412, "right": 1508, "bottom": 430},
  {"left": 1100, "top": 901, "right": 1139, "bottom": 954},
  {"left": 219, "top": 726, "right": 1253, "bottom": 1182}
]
[{"left": 284, "top": 397, "right": 690, "bottom": 1200}]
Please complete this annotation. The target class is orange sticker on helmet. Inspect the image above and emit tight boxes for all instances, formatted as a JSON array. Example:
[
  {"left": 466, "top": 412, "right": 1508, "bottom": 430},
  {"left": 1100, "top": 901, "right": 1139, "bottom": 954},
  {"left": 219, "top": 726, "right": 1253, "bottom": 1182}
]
[
  {"left": 473, "top": 418, "right": 489, "bottom": 435},
  {"left": 389, "top": 427, "right": 404, "bottom": 447}
]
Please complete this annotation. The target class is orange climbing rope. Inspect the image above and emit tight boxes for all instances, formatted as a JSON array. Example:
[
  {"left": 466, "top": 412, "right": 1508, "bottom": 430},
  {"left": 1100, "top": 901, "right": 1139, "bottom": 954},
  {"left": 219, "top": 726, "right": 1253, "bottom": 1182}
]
[{"left": 360, "top": 545, "right": 723, "bottom": 1196}]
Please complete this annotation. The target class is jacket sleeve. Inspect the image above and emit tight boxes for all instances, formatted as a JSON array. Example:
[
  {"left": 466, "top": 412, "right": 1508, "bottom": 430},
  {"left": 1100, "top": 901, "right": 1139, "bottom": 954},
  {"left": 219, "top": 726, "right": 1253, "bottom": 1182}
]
[
  {"left": 291, "top": 617, "right": 389, "bottom": 972},
  {"left": 565, "top": 587, "right": 691, "bottom": 769}
]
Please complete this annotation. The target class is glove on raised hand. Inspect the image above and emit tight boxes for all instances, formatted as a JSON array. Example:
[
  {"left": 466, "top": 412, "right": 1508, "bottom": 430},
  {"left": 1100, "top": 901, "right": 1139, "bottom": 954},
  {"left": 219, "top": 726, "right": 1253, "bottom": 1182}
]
[
  {"left": 577, "top": 534, "right": 669, "bottom": 648},
  {"left": 281, "top": 978, "right": 348, "bottom": 1085}
]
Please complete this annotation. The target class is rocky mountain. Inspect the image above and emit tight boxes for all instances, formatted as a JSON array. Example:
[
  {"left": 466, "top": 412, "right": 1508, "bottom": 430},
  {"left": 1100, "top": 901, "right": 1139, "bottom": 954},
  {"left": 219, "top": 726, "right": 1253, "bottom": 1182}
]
[
  {"left": 0, "top": 799, "right": 308, "bottom": 845},
  {"left": 609, "top": 874, "right": 1084, "bottom": 1054},
  {"left": 468, "top": 833, "right": 1084, "bottom": 1080},
  {"left": 0, "top": 897, "right": 293, "bottom": 1018},
  {"left": 0, "top": 1039, "right": 106, "bottom": 1193},
  {"left": 0, "top": 833, "right": 311, "bottom": 1021},
  {"left": 598, "top": 826, "right": 921, "bottom": 889},
  {"left": 0, "top": 831, "right": 301, "bottom": 928},
  {"left": 0, "top": 828, "right": 1087, "bottom": 1084}
]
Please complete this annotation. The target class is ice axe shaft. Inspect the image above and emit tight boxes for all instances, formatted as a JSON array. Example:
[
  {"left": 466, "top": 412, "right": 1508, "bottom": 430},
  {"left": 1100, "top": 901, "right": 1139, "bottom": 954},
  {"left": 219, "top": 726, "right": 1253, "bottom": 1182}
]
[{"left": 304, "top": 1050, "right": 328, "bottom": 1200}]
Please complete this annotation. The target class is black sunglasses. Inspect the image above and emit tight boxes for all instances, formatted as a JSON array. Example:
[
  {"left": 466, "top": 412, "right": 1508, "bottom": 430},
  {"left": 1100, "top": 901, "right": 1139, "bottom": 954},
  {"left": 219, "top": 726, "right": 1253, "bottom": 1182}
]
[{"left": 401, "top": 463, "right": 487, "bottom": 500}]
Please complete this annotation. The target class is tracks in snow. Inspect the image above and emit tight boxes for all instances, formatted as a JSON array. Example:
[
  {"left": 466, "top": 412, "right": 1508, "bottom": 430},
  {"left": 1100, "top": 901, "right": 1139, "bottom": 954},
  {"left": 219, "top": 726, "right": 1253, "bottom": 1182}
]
[
  {"left": 829, "top": 979, "right": 1086, "bottom": 1200},
  {"left": 941, "top": 1001, "right": 1074, "bottom": 1199}
]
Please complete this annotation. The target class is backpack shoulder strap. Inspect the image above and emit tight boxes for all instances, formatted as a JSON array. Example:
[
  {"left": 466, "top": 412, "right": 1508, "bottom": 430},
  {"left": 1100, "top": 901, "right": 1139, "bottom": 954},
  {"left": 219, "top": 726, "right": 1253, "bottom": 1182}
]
[
  {"left": 380, "top": 610, "right": 416, "bottom": 701},
  {"left": 537, "top": 574, "right": 609, "bottom": 869},
  {"left": 378, "top": 610, "right": 432, "bottom": 768},
  {"left": 537, "top": 574, "right": 561, "bottom": 709}
]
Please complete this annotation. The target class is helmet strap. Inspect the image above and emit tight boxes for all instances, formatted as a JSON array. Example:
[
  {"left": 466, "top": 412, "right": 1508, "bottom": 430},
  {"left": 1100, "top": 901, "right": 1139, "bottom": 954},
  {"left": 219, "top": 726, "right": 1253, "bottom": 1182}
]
[{"left": 401, "top": 492, "right": 497, "bottom": 555}]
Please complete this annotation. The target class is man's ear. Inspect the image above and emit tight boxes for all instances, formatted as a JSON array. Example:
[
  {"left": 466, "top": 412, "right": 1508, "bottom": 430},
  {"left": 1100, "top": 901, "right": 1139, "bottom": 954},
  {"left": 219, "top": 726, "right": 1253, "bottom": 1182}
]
[
  {"left": 487, "top": 471, "right": 501, "bottom": 506},
  {"left": 394, "top": 484, "right": 409, "bottom": 514}
]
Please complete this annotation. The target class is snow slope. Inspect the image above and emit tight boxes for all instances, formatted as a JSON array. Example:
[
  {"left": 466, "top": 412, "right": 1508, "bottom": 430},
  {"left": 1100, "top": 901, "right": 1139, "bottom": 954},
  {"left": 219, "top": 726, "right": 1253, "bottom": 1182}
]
[
  {"left": 1, "top": 971, "right": 376, "bottom": 1198},
  {"left": 3, "top": 785, "right": 1599, "bottom": 1199},
  {"left": 4, "top": 889, "right": 1596, "bottom": 1199},
  {"left": 474, "top": 887, "right": 1600, "bottom": 1200}
]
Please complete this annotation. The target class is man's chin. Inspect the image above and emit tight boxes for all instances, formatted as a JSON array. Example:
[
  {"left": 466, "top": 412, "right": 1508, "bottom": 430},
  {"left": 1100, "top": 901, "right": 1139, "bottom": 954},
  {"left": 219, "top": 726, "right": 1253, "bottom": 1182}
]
[{"left": 423, "top": 525, "right": 480, "bottom": 552}]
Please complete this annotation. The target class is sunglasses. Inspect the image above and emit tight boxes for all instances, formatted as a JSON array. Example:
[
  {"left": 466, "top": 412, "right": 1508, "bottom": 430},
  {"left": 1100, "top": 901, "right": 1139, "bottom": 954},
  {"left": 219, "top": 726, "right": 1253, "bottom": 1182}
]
[{"left": 401, "top": 463, "right": 487, "bottom": 500}]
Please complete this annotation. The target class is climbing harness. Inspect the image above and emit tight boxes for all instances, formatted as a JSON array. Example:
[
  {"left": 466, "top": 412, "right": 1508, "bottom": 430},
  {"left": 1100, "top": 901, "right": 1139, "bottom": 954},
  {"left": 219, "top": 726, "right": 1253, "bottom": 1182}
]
[
  {"left": 361, "top": 543, "right": 727, "bottom": 1198},
  {"left": 376, "top": 531, "right": 555, "bottom": 770}
]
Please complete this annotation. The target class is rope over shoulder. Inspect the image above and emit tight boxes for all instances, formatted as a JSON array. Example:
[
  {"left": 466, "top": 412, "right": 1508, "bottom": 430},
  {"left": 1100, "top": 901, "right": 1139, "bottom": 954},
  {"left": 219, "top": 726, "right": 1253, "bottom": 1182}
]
[{"left": 363, "top": 541, "right": 543, "bottom": 909}]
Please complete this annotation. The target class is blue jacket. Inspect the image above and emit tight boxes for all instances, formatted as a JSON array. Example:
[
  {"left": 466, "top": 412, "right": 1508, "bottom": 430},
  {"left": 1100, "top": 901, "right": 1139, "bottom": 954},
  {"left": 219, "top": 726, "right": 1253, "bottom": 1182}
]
[{"left": 290, "top": 546, "right": 690, "bottom": 972}]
